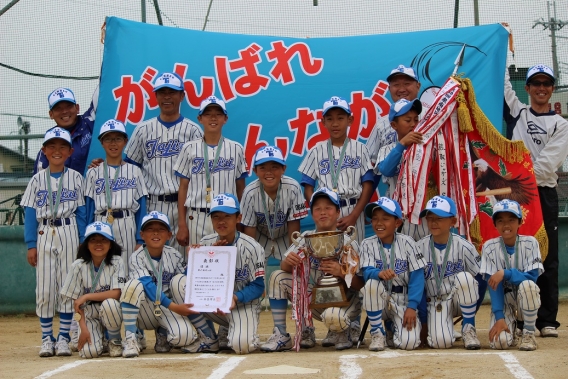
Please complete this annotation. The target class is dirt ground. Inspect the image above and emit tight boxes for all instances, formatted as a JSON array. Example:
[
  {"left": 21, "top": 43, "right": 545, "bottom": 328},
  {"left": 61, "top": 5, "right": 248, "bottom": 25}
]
[{"left": 1, "top": 303, "right": 567, "bottom": 379}]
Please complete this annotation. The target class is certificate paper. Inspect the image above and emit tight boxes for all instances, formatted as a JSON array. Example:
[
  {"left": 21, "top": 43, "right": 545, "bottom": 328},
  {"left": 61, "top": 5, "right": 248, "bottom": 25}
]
[{"left": 185, "top": 246, "right": 237, "bottom": 313}]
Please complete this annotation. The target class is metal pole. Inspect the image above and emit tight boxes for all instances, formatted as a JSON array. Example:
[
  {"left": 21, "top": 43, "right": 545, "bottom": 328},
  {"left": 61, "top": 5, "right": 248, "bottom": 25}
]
[
  {"left": 141, "top": 0, "right": 146, "bottom": 23},
  {"left": 152, "top": 0, "right": 163, "bottom": 25},
  {"left": 551, "top": 1, "right": 560, "bottom": 83},
  {"left": 473, "top": 0, "right": 479, "bottom": 26},
  {"left": 202, "top": 0, "right": 214, "bottom": 31},
  {"left": 0, "top": 0, "right": 21, "bottom": 17},
  {"left": 453, "top": 0, "right": 460, "bottom": 28}
]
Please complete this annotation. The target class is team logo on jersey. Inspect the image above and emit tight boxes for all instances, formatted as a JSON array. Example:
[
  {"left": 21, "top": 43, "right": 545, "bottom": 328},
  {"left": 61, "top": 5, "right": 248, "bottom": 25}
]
[
  {"left": 94, "top": 177, "right": 138, "bottom": 194},
  {"left": 374, "top": 259, "right": 408, "bottom": 275},
  {"left": 424, "top": 260, "right": 464, "bottom": 279},
  {"left": 81, "top": 132, "right": 92, "bottom": 148},
  {"left": 191, "top": 157, "right": 236, "bottom": 174},
  {"left": 150, "top": 270, "right": 175, "bottom": 285},
  {"left": 145, "top": 138, "right": 184, "bottom": 159},
  {"left": 319, "top": 155, "right": 362, "bottom": 175},
  {"left": 235, "top": 264, "right": 250, "bottom": 281},
  {"left": 36, "top": 188, "right": 79, "bottom": 207},
  {"left": 84, "top": 284, "right": 111, "bottom": 294},
  {"left": 255, "top": 211, "right": 287, "bottom": 229}
]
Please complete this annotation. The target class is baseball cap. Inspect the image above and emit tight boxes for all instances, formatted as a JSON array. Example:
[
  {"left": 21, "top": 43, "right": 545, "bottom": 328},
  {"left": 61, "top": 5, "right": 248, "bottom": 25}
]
[
  {"left": 253, "top": 146, "right": 286, "bottom": 167},
  {"left": 386, "top": 65, "right": 418, "bottom": 82},
  {"left": 389, "top": 98, "right": 422, "bottom": 122},
  {"left": 198, "top": 96, "right": 227, "bottom": 115},
  {"left": 153, "top": 72, "right": 184, "bottom": 92},
  {"left": 364, "top": 197, "right": 403, "bottom": 219},
  {"left": 309, "top": 187, "right": 340, "bottom": 208},
  {"left": 98, "top": 119, "right": 128, "bottom": 140},
  {"left": 526, "top": 64, "right": 555, "bottom": 84},
  {"left": 492, "top": 199, "right": 523, "bottom": 221},
  {"left": 419, "top": 195, "right": 457, "bottom": 218},
  {"left": 141, "top": 211, "right": 171, "bottom": 231},
  {"left": 85, "top": 221, "right": 114, "bottom": 241},
  {"left": 48, "top": 88, "right": 77, "bottom": 110},
  {"left": 43, "top": 127, "right": 72, "bottom": 146},
  {"left": 322, "top": 96, "right": 351, "bottom": 116},
  {"left": 208, "top": 193, "right": 240, "bottom": 216}
]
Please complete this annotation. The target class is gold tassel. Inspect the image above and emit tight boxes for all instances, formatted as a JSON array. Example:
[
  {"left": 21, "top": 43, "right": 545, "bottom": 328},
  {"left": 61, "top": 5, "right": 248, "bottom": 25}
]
[
  {"left": 469, "top": 216, "right": 482, "bottom": 254},
  {"left": 534, "top": 223, "right": 549, "bottom": 261}
]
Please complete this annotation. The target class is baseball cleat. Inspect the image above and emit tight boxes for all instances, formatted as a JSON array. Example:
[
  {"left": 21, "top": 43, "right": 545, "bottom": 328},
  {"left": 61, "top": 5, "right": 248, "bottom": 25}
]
[
  {"left": 136, "top": 330, "right": 147, "bottom": 350},
  {"left": 181, "top": 330, "right": 219, "bottom": 353},
  {"left": 122, "top": 338, "right": 140, "bottom": 358},
  {"left": 55, "top": 336, "right": 72, "bottom": 356},
  {"left": 108, "top": 339, "right": 123, "bottom": 357},
  {"left": 335, "top": 329, "right": 353, "bottom": 350},
  {"left": 154, "top": 330, "right": 172, "bottom": 353},
  {"left": 69, "top": 330, "right": 79, "bottom": 352},
  {"left": 369, "top": 332, "right": 386, "bottom": 352},
  {"left": 386, "top": 329, "right": 394, "bottom": 348},
  {"left": 540, "top": 326, "right": 558, "bottom": 338},
  {"left": 322, "top": 329, "right": 339, "bottom": 347},
  {"left": 218, "top": 325, "right": 231, "bottom": 350},
  {"left": 260, "top": 327, "right": 293, "bottom": 352},
  {"left": 39, "top": 336, "right": 55, "bottom": 357},
  {"left": 299, "top": 326, "right": 316, "bottom": 349},
  {"left": 519, "top": 330, "right": 537, "bottom": 351},
  {"left": 462, "top": 324, "right": 481, "bottom": 350},
  {"left": 350, "top": 321, "right": 364, "bottom": 346}
]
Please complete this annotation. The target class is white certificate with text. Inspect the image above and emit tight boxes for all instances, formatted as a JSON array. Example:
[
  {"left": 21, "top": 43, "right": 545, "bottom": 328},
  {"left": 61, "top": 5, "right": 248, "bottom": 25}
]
[{"left": 185, "top": 246, "right": 237, "bottom": 313}]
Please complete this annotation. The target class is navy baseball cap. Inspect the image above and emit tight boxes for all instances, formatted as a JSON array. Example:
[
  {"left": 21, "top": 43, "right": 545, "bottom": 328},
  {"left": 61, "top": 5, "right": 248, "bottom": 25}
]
[
  {"left": 85, "top": 221, "right": 115, "bottom": 241},
  {"left": 389, "top": 98, "right": 422, "bottom": 122},
  {"left": 141, "top": 211, "right": 172, "bottom": 231},
  {"left": 208, "top": 193, "right": 240, "bottom": 216},
  {"left": 419, "top": 196, "right": 457, "bottom": 218},
  {"left": 526, "top": 64, "right": 555, "bottom": 84},
  {"left": 253, "top": 146, "right": 286, "bottom": 167},
  {"left": 322, "top": 96, "right": 351, "bottom": 116},
  {"left": 153, "top": 73, "right": 184, "bottom": 92},
  {"left": 492, "top": 199, "right": 523, "bottom": 221},
  {"left": 309, "top": 187, "right": 340, "bottom": 208},
  {"left": 364, "top": 197, "right": 403, "bottom": 219}
]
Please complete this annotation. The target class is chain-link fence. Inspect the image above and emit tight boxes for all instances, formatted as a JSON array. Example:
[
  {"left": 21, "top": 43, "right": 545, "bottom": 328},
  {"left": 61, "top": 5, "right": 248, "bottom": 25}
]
[{"left": 1, "top": 0, "right": 567, "bottom": 217}]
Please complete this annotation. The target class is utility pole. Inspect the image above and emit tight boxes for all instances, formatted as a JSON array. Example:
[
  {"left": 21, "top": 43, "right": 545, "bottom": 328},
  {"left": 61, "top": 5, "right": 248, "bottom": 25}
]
[{"left": 533, "top": 1, "right": 567, "bottom": 84}]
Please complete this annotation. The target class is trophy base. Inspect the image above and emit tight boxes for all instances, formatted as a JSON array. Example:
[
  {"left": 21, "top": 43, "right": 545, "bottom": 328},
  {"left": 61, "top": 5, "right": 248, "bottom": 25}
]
[{"left": 310, "top": 279, "right": 350, "bottom": 309}]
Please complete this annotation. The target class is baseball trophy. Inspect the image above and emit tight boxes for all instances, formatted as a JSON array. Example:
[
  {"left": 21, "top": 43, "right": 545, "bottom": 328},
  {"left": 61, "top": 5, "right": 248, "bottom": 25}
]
[{"left": 292, "top": 226, "right": 357, "bottom": 309}]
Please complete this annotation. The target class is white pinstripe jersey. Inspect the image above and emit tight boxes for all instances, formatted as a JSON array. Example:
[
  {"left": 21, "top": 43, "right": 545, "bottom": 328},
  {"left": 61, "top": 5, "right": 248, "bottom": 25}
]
[
  {"left": 60, "top": 255, "right": 126, "bottom": 300},
  {"left": 359, "top": 233, "right": 427, "bottom": 287},
  {"left": 480, "top": 236, "right": 544, "bottom": 283},
  {"left": 298, "top": 139, "right": 373, "bottom": 199},
  {"left": 373, "top": 142, "right": 398, "bottom": 198},
  {"left": 417, "top": 233, "right": 481, "bottom": 297},
  {"left": 241, "top": 176, "right": 307, "bottom": 241},
  {"left": 124, "top": 117, "right": 203, "bottom": 195},
  {"left": 283, "top": 230, "right": 360, "bottom": 285},
  {"left": 366, "top": 115, "right": 397, "bottom": 165},
  {"left": 200, "top": 233, "right": 265, "bottom": 296},
  {"left": 129, "top": 245, "right": 186, "bottom": 298},
  {"left": 84, "top": 163, "right": 148, "bottom": 213},
  {"left": 20, "top": 168, "right": 85, "bottom": 220},
  {"left": 174, "top": 137, "right": 247, "bottom": 208}
]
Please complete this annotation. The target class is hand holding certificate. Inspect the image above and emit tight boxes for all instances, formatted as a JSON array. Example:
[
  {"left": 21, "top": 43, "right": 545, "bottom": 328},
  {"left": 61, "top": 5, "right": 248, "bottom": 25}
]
[{"left": 185, "top": 246, "right": 237, "bottom": 313}]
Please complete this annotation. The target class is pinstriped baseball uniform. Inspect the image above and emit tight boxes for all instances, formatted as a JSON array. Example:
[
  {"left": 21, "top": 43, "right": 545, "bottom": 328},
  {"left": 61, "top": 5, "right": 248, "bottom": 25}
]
[
  {"left": 268, "top": 230, "right": 362, "bottom": 332},
  {"left": 186, "top": 232, "right": 264, "bottom": 354},
  {"left": 121, "top": 245, "right": 197, "bottom": 347},
  {"left": 173, "top": 138, "right": 247, "bottom": 245},
  {"left": 20, "top": 168, "right": 85, "bottom": 317},
  {"left": 359, "top": 233, "right": 427, "bottom": 350},
  {"left": 374, "top": 142, "right": 429, "bottom": 241},
  {"left": 481, "top": 236, "right": 544, "bottom": 348},
  {"left": 124, "top": 117, "right": 203, "bottom": 254},
  {"left": 85, "top": 163, "right": 148, "bottom": 276},
  {"left": 298, "top": 140, "right": 373, "bottom": 244},
  {"left": 417, "top": 233, "right": 481, "bottom": 348},
  {"left": 60, "top": 255, "right": 126, "bottom": 358},
  {"left": 241, "top": 176, "right": 308, "bottom": 261},
  {"left": 366, "top": 115, "right": 397, "bottom": 165}
]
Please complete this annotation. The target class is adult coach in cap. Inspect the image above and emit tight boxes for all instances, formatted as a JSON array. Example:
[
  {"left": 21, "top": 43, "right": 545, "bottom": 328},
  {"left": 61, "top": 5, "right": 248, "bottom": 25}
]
[
  {"left": 34, "top": 87, "right": 99, "bottom": 175},
  {"left": 124, "top": 72, "right": 203, "bottom": 256},
  {"left": 366, "top": 65, "right": 421, "bottom": 166},
  {"left": 504, "top": 64, "right": 568, "bottom": 337}
]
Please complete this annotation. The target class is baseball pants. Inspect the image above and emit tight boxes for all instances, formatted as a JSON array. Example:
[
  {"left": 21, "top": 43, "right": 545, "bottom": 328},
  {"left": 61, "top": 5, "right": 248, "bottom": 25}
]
[{"left": 78, "top": 299, "right": 123, "bottom": 358}]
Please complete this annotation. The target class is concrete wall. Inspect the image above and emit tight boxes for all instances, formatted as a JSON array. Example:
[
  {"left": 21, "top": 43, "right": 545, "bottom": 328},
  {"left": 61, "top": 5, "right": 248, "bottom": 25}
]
[{"left": 2, "top": 221, "right": 567, "bottom": 315}]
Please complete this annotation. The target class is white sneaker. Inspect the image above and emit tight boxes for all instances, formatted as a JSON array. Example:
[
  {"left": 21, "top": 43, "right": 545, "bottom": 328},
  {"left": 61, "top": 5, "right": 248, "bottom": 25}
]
[
  {"left": 55, "top": 336, "right": 72, "bottom": 356},
  {"left": 369, "top": 332, "right": 385, "bottom": 352},
  {"left": 109, "top": 339, "right": 123, "bottom": 357},
  {"left": 335, "top": 329, "right": 353, "bottom": 350},
  {"left": 218, "top": 325, "right": 230, "bottom": 351},
  {"left": 136, "top": 330, "right": 147, "bottom": 350},
  {"left": 39, "top": 336, "right": 55, "bottom": 357},
  {"left": 462, "top": 324, "right": 481, "bottom": 350},
  {"left": 181, "top": 330, "right": 220, "bottom": 353},
  {"left": 122, "top": 337, "right": 140, "bottom": 358},
  {"left": 386, "top": 329, "right": 394, "bottom": 348},
  {"left": 322, "top": 329, "right": 339, "bottom": 347},
  {"left": 540, "top": 326, "right": 558, "bottom": 338},
  {"left": 69, "top": 330, "right": 79, "bottom": 352},
  {"left": 519, "top": 330, "right": 537, "bottom": 351},
  {"left": 154, "top": 330, "right": 171, "bottom": 353},
  {"left": 300, "top": 326, "right": 316, "bottom": 349},
  {"left": 260, "top": 327, "right": 293, "bottom": 352},
  {"left": 350, "top": 322, "right": 364, "bottom": 346}
]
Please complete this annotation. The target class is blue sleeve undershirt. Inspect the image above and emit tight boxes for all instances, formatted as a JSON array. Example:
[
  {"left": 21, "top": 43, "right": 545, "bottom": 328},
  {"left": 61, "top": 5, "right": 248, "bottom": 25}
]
[
  {"left": 135, "top": 196, "right": 146, "bottom": 244},
  {"left": 407, "top": 269, "right": 424, "bottom": 310},
  {"left": 138, "top": 276, "right": 172, "bottom": 309},
  {"left": 362, "top": 266, "right": 380, "bottom": 283},
  {"left": 361, "top": 169, "right": 374, "bottom": 184},
  {"left": 300, "top": 174, "right": 316, "bottom": 187},
  {"left": 235, "top": 276, "right": 265, "bottom": 304},
  {"left": 378, "top": 143, "right": 406, "bottom": 177},
  {"left": 124, "top": 156, "right": 142, "bottom": 168},
  {"left": 475, "top": 273, "right": 487, "bottom": 310},
  {"left": 174, "top": 171, "right": 189, "bottom": 180},
  {"left": 504, "top": 268, "right": 539, "bottom": 285},
  {"left": 24, "top": 207, "right": 39, "bottom": 249},
  {"left": 489, "top": 282, "right": 506, "bottom": 320},
  {"left": 85, "top": 197, "right": 95, "bottom": 225}
]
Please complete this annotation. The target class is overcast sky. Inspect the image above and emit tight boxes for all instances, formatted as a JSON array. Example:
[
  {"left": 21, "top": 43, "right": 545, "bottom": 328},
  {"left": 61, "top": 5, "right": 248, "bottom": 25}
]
[{"left": 1, "top": 0, "right": 567, "bottom": 157}]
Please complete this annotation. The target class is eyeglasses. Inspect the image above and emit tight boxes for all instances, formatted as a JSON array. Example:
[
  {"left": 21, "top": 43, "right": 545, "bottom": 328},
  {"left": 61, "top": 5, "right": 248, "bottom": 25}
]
[
  {"left": 102, "top": 137, "right": 126, "bottom": 144},
  {"left": 529, "top": 80, "right": 553, "bottom": 88}
]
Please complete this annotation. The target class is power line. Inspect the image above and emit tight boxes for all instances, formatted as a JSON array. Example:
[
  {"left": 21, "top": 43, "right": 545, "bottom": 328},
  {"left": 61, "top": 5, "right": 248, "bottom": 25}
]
[{"left": 0, "top": 62, "right": 98, "bottom": 80}]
